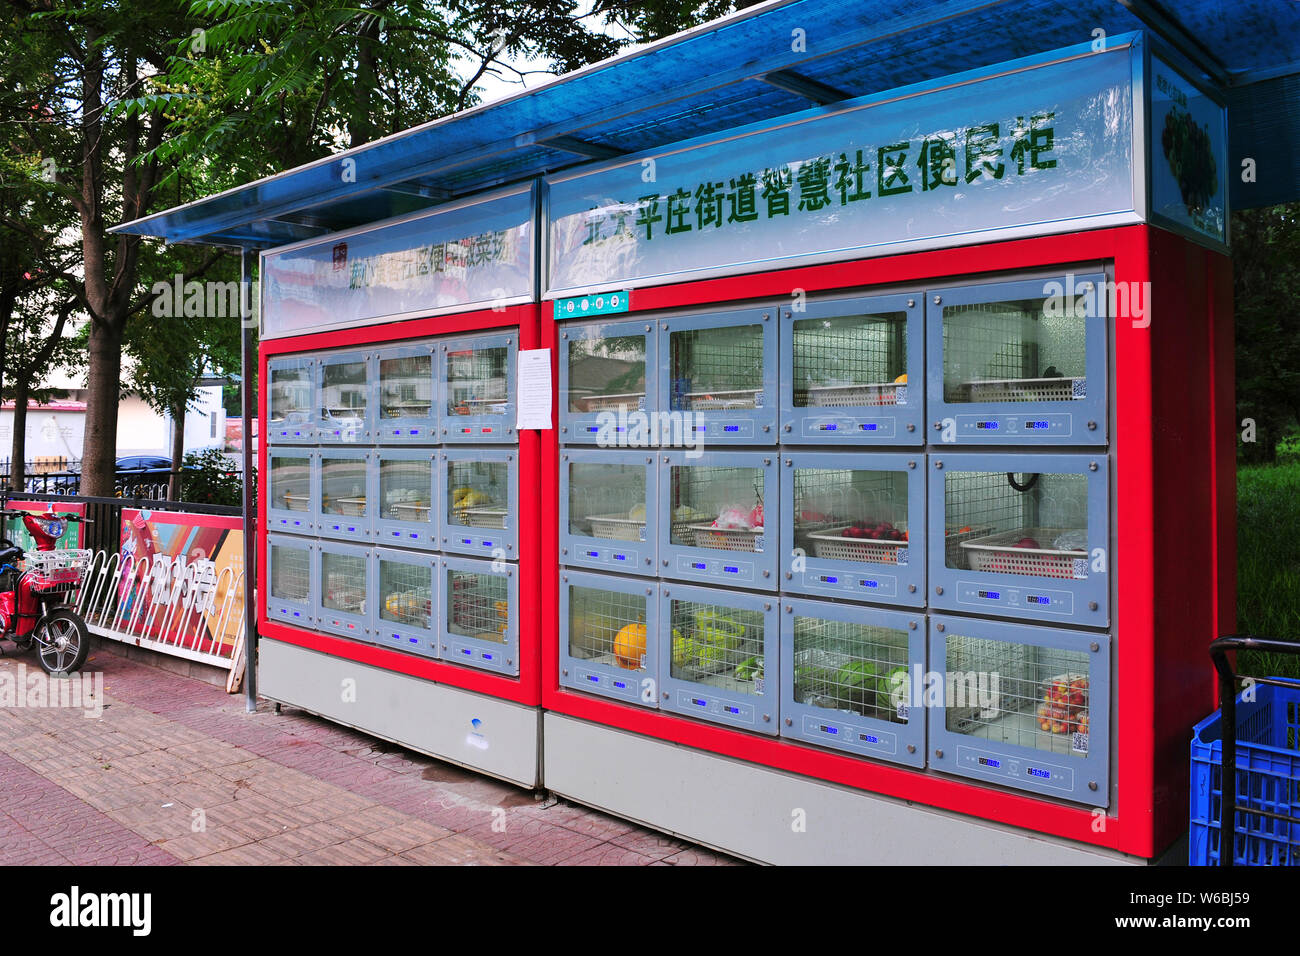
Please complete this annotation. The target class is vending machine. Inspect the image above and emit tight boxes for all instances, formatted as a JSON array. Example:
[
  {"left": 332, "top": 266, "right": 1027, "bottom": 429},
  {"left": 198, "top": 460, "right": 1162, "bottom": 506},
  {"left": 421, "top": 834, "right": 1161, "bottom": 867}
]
[
  {"left": 255, "top": 186, "right": 545, "bottom": 787},
  {"left": 540, "top": 35, "right": 1234, "bottom": 864}
]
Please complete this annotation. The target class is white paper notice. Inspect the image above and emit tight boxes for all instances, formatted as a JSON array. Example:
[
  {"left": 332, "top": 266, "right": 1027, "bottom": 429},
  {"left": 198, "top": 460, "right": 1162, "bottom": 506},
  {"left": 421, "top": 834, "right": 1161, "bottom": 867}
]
[{"left": 516, "top": 348, "right": 553, "bottom": 430}]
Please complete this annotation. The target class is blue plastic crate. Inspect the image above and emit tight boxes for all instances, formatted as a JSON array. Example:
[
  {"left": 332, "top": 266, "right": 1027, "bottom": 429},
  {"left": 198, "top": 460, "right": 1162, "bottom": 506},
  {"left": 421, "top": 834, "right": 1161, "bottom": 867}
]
[{"left": 1190, "top": 681, "right": 1300, "bottom": 865}]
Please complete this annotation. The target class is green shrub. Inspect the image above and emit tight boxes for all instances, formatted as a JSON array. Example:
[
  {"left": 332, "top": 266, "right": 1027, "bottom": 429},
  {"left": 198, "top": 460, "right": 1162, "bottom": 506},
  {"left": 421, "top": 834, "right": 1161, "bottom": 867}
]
[{"left": 179, "top": 448, "right": 250, "bottom": 507}]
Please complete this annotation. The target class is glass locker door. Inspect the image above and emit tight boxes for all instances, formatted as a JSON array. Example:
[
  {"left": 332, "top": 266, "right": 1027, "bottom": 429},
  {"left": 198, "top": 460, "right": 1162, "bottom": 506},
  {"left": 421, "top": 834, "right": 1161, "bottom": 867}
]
[
  {"left": 780, "top": 292, "right": 923, "bottom": 444},
  {"left": 267, "top": 450, "right": 317, "bottom": 534},
  {"left": 559, "top": 318, "right": 657, "bottom": 443},
  {"left": 780, "top": 597, "right": 925, "bottom": 767},
  {"left": 928, "top": 453, "right": 1109, "bottom": 625},
  {"left": 926, "top": 274, "right": 1107, "bottom": 444},
  {"left": 375, "top": 449, "right": 438, "bottom": 550},
  {"left": 658, "top": 450, "right": 778, "bottom": 589},
  {"left": 267, "top": 356, "right": 316, "bottom": 444},
  {"left": 928, "top": 615, "right": 1110, "bottom": 804},
  {"left": 658, "top": 307, "right": 778, "bottom": 445},
  {"left": 440, "top": 556, "right": 519, "bottom": 676},
  {"left": 780, "top": 451, "right": 925, "bottom": 606},
  {"left": 266, "top": 535, "right": 316, "bottom": 626},
  {"left": 374, "top": 344, "right": 437, "bottom": 442},
  {"left": 317, "top": 541, "right": 372, "bottom": 641},
  {"left": 560, "top": 449, "right": 657, "bottom": 574},
  {"left": 658, "top": 582, "right": 779, "bottom": 735},
  {"left": 373, "top": 548, "right": 438, "bottom": 659},
  {"left": 439, "top": 332, "right": 516, "bottom": 442},
  {"left": 560, "top": 569, "right": 659, "bottom": 707},
  {"left": 317, "top": 450, "right": 375, "bottom": 543},
  {"left": 441, "top": 448, "right": 518, "bottom": 559},
  {"left": 318, "top": 351, "right": 373, "bottom": 444}
]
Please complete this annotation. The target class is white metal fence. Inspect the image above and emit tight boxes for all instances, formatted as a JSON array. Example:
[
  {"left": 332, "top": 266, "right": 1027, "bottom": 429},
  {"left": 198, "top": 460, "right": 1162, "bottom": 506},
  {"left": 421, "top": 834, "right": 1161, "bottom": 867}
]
[{"left": 75, "top": 548, "right": 247, "bottom": 672}]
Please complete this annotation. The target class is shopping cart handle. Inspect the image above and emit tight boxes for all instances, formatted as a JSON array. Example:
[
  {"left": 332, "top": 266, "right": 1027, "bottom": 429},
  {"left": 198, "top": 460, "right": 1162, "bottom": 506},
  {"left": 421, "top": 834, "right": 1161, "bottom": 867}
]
[{"left": 1209, "top": 634, "right": 1300, "bottom": 690}]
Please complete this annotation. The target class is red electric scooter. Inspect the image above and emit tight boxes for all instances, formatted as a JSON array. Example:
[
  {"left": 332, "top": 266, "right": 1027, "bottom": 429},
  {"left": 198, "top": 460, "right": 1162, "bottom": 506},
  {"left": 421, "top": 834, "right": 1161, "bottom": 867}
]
[{"left": 0, "top": 509, "right": 93, "bottom": 675}]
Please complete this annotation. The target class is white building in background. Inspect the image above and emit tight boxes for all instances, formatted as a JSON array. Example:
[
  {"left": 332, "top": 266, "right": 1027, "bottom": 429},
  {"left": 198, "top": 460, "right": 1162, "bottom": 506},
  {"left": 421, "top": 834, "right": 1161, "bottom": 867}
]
[{"left": 0, "top": 364, "right": 226, "bottom": 467}]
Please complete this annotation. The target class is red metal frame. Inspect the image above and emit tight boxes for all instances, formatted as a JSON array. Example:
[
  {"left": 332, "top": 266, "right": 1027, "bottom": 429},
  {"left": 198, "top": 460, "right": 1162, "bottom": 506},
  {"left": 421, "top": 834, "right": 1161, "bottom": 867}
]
[
  {"left": 540, "top": 225, "right": 1234, "bottom": 858},
  {"left": 257, "top": 303, "right": 543, "bottom": 707}
]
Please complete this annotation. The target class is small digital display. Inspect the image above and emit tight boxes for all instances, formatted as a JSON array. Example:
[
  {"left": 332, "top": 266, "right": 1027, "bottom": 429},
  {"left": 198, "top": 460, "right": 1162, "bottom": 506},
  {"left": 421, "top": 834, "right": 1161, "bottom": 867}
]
[
  {"left": 860, "top": 733, "right": 879, "bottom": 744},
  {"left": 821, "top": 424, "right": 838, "bottom": 431},
  {"left": 587, "top": 674, "right": 599, "bottom": 682},
  {"left": 692, "top": 698, "right": 708, "bottom": 707},
  {"left": 586, "top": 550, "right": 600, "bottom": 557},
  {"left": 724, "top": 706, "right": 740, "bottom": 715},
  {"left": 613, "top": 554, "right": 627, "bottom": 561},
  {"left": 976, "top": 421, "right": 999, "bottom": 429},
  {"left": 1026, "top": 420, "right": 1050, "bottom": 429},
  {"left": 483, "top": 653, "right": 494, "bottom": 660},
  {"left": 978, "top": 590, "right": 1000, "bottom": 600},
  {"left": 692, "top": 562, "right": 707, "bottom": 570},
  {"left": 821, "top": 575, "right": 838, "bottom": 584},
  {"left": 859, "top": 423, "right": 878, "bottom": 431},
  {"left": 613, "top": 681, "right": 627, "bottom": 689},
  {"left": 978, "top": 756, "right": 1001, "bottom": 769},
  {"left": 724, "top": 565, "right": 739, "bottom": 573},
  {"left": 819, "top": 725, "right": 839, "bottom": 735},
  {"left": 1027, "top": 767, "right": 1051, "bottom": 779},
  {"left": 724, "top": 425, "right": 739, "bottom": 433},
  {"left": 859, "top": 579, "right": 879, "bottom": 588},
  {"left": 1027, "top": 595, "right": 1049, "bottom": 605}
]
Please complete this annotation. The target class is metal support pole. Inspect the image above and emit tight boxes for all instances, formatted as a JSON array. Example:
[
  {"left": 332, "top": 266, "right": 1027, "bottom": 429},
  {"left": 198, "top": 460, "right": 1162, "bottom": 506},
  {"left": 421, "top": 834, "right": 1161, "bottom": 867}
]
[{"left": 241, "top": 249, "right": 259, "bottom": 712}]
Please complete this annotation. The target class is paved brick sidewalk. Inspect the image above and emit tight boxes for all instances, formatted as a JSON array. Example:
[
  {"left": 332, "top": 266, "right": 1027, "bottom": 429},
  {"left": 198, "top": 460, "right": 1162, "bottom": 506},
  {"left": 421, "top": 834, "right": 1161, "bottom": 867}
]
[{"left": 0, "top": 642, "right": 743, "bottom": 866}]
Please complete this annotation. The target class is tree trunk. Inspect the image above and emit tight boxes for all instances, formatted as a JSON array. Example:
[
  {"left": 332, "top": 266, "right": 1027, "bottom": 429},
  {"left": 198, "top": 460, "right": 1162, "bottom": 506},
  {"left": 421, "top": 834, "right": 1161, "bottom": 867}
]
[
  {"left": 169, "top": 394, "right": 186, "bottom": 500},
  {"left": 81, "top": 319, "right": 123, "bottom": 497},
  {"left": 10, "top": 376, "right": 28, "bottom": 492}
]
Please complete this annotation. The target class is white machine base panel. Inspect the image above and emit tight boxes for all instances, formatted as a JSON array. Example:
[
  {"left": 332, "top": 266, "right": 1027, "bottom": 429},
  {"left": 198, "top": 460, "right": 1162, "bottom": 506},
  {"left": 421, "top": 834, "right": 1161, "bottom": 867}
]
[
  {"left": 258, "top": 638, "right": 540, "bottom": 787},
  {"left": 543, "top": 713, "right": 1142, "bottom": 865}
]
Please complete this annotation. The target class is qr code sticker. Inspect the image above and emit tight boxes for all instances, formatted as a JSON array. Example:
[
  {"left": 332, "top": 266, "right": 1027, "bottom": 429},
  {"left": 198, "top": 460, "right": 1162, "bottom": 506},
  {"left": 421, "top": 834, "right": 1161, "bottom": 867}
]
[
  {"left": 897, "top": 547, "right": 909, "bottom": 566},
  {"left": 895, "top": 384, "right": 908, "bottom": 405},
  {"left": 754, "top": 392, "right": 765, "bottom": 408},
  {"left": 1072, "top": 557, "right": 1088, "bottom": 579},
  {"left": 754, "top": 676, "right": 765, "bottom": 695},
  {"left": 638, "top": 526, "right": 646, "bottom": 541},
  {"left": 637, "top": 395, "right": 645, "bottom": 411},
  {"left": 754, "top": 535, "right": 765, "bottom": 552},
  {"left": 1072, "top": 732, "right": 1089, "bottom": 754},
  {"left": 897, "top": 702, "right": 910, "bottom": 721},
  {"left": 1072, "top": 378, "right": 1087, "bottom": 399}
]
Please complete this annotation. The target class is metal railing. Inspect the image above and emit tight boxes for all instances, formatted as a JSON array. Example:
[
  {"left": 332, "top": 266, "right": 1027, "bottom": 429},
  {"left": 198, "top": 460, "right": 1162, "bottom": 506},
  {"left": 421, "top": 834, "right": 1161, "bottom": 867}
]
[{"left": 2, "top": 467, "right": 244, "bottom": 502}]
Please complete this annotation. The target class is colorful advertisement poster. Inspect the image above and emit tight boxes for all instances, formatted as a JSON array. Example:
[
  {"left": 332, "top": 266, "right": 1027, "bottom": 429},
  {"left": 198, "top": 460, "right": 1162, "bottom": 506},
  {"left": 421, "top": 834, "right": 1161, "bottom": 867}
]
[{"left": 118, "top": 509, "right": 245, "bottom": 658}]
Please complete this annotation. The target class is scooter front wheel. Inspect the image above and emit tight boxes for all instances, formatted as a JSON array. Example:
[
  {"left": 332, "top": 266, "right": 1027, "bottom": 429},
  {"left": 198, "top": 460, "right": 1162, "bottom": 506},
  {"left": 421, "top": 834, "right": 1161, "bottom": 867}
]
[{"left": 33, "top": 608, "right": 90, "bottom": 676}]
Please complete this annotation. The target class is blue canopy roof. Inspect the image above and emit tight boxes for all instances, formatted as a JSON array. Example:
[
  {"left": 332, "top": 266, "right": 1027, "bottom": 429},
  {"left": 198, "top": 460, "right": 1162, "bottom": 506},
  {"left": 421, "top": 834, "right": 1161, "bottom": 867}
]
[{"left": 113, "top": 0, "right": 1300, "bottom": 248}]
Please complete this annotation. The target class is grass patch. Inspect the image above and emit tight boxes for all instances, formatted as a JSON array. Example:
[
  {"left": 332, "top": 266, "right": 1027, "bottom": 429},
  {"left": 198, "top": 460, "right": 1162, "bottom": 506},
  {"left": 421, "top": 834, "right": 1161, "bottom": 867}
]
[{"left": 1236, "top": 461, "right": 1300, "bottom": 677}]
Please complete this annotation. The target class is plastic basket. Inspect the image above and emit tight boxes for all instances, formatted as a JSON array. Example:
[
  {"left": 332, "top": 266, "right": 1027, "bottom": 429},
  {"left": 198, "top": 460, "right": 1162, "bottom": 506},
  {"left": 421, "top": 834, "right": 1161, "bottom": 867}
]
[
  {"left": 22, "top": 549, "right": 92, "bottom": 587},
  {"left": 462, "top": 508, "right": 508, "bottom": 530},
  {"left": 966, "top": 376, "right": 1086, "bottom": 403},
  {"left": 684, "top": 389, "right": 759, "bottom": 410},
  {"left": 807, "top": 527, "right": 908, "bottom": 564},
  {"left": 451, "top": 398, "right": 507, "bottom": 416},
  {"left": 806, "top": 383, "right": 899, "bottom": 408},
  {"left": 587, "top": 514, "right": 647, "bottom": 541},
  {"left": 961, "top": 528, "right": 1087, "bottom": 580},
  {"left": 583, "top": 392, "right": 645, "bottom": 412},
  {"left": 690, "top": 524, "right": 764, "bottom": 552},
  {"left": 389, "top": 502, "right": 431, "bottom": 521},
  {"left": 1190, "top": 682, "right": 1300, "bottom": 866}
]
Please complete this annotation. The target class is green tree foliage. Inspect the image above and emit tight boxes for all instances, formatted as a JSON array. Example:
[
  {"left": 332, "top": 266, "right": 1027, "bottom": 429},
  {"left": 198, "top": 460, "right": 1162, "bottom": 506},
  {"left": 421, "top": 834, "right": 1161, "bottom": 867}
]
[{"left": 1233, "top": 202, "right": 1300, "bottom": 463}]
